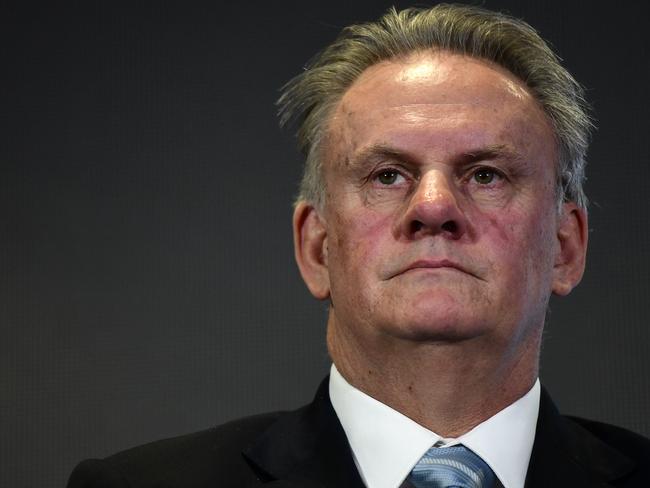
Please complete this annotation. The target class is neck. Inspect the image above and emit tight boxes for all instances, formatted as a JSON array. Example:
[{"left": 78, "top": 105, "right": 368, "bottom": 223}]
[{"left": 327, "top": 317, "right": 541, "bottom": 437}]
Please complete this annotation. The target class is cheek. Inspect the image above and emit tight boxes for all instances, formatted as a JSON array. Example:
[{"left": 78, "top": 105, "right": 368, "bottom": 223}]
[
  {"left": 329, "top": 207, "right": 393, "bottom": 275},
  {"left": 477, "top": 203, "right": 557, "bottom": 295}
]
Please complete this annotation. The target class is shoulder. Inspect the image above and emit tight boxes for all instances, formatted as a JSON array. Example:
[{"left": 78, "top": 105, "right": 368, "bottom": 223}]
[
  {"left": 566, "top": 415, "right": 650, "bottom": 463},
  {"left": 529, "top": 388, "right": 650, "bottom": 486},
  {"left": 67, "top": 412, "right": 283, "bottom": 488},
  {"left": 562, "top": 414, "right": 650, "bottom": 486}
]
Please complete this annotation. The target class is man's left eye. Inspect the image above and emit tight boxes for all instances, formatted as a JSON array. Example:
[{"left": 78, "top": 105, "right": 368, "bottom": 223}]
[{"left": 473, "top": 168, "right": 499, "bottom": 185}]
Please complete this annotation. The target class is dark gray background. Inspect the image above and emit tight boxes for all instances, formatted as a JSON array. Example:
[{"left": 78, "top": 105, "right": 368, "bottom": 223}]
[{"left": 2, "top": 1, "right": 648, "bottom": 486}]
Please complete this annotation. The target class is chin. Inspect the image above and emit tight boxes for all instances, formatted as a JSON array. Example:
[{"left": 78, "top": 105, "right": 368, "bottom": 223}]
[
  {"left": 383, "top": 307, "right": 490, "bottom": 343},
  {"left": 404, "top": 322, "right": 486, "bottom": 343},
  {"left": 387, "top": 301, "right": 489, "bottom": 342}
]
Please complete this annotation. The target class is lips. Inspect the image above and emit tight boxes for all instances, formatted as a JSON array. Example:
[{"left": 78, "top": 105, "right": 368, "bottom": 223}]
[
  {"left": 391, "top": 259, "right": 482, "bottom": 280},
  {"left": 404, "top": 259, "right": 464, "bottom": 272}
]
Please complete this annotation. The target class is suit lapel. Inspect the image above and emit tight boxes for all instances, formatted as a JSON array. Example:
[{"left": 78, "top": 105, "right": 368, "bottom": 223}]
[
  {"left": 243, "top": 376, "right": 365, "bottom": 488},
  {"left": 525, "top": 386, "right": 634, "bottom": 487}
]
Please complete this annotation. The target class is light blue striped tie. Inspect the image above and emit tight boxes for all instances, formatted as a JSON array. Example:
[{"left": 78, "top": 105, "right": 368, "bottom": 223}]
[{"left": 408, "top": 445, "right": 496, "bottom": 488}]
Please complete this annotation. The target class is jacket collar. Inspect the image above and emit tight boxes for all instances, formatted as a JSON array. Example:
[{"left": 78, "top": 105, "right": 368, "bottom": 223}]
[
  {"left": 243, "top": 376, "right": 365, "bottom": 488},
  {"left": 524, "top": 386, "right": 635, "bottom": 487}
]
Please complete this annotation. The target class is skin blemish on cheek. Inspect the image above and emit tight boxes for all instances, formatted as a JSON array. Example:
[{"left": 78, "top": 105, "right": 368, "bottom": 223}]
[{"left": 335, "top": 232, "right": 347, "bottom": 250}]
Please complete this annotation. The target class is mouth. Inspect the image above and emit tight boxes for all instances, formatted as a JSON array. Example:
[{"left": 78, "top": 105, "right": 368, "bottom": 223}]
[{"left": 392, "top": 259, "right": 483, "bottom": 281}]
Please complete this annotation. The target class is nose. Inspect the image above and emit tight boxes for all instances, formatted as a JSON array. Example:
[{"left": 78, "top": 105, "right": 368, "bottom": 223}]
[{"left": 397, "top": 169, "right": 467, "bottom": 240}]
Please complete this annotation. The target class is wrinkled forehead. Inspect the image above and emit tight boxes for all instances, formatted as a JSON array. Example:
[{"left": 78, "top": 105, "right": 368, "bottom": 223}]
[{"left": 322, "top": 51, "right": 555, "bottom": 164}]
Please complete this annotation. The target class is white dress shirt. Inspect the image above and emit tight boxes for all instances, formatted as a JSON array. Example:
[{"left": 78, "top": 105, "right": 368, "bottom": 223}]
[{"left": 329, "top": 364, "right": 540, "bottom": 488}]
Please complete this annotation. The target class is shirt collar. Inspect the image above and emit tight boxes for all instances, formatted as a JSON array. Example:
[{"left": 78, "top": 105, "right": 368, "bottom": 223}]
[{"left": 329, "top": 364, "right": 540, "bottom": 488}]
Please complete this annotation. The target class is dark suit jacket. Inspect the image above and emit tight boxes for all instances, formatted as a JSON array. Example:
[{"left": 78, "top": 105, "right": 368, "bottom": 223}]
[{"left": 67, "top": 378, "right": 650, "bottom": 487}]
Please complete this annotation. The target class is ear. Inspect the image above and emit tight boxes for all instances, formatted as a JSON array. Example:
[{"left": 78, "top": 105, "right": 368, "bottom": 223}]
[
  {"left": 293, "top": 201, "right": 330, "bottom": 300},
  {"left": 552, "top": 202, "right": 588, "bottom": 296}
]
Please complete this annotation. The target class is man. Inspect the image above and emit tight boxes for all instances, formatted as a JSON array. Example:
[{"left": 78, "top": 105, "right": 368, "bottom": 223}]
[{"left": 68, "top": 4, "right": 650, "bottom": 487}]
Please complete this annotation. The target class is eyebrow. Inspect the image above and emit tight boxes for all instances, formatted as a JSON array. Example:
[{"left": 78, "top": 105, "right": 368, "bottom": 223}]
[
  {"left": 463, "top": 144, "right": 524, "bottom": 165},
  {"left": 347, "top": 144, "right": 416, "bottom": 168}
]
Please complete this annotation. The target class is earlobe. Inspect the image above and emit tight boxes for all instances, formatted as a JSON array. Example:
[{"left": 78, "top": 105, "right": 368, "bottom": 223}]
[
  {"left": 293, "top": 201, "right": 330, "bottom": 300},
  {"left": 552, "top": 203, "right": 588, "bottom": 296}
]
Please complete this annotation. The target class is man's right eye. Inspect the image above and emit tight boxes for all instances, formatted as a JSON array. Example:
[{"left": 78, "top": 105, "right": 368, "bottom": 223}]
[{"left": 376, "top": 170, "right": 401, "bottom": 185}]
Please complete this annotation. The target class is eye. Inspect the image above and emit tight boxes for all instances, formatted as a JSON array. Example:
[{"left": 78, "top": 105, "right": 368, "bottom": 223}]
[
  {"left": 375, "top": 169, "right": 403, "bottom": 185},
  {"left": 472, "top": 167, "right": 500, "bottom": 185}
]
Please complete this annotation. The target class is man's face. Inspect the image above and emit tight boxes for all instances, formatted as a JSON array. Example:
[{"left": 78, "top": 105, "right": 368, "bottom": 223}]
[{"left": 295, "top": 52, "right": 586, "bottom": 351}]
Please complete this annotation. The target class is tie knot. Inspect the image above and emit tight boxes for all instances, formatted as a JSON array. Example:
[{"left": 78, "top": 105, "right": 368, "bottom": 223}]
[{"left": 409, "top": 445, "right": 495, "bottom": 488}]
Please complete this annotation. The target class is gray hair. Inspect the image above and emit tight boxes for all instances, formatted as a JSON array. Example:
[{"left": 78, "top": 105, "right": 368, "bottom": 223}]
[{"left": 278, "top": 3, "right": 593, "bottom": 210}]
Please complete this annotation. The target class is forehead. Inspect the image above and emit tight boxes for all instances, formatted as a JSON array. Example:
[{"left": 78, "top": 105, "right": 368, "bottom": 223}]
[{"left": 325, "top": 51, "right": 555, "bottom": 164}]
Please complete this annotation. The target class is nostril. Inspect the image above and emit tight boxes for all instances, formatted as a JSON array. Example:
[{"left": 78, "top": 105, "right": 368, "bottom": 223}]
[
  {"left": 409, "top": 219, "right": 458, "bottom": 235},
  {"left": 411, "top": 220, "right": 424, "bottom": 233},
  {"left": 441, "top": 220, "right": 458, "bottom": 234}
]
